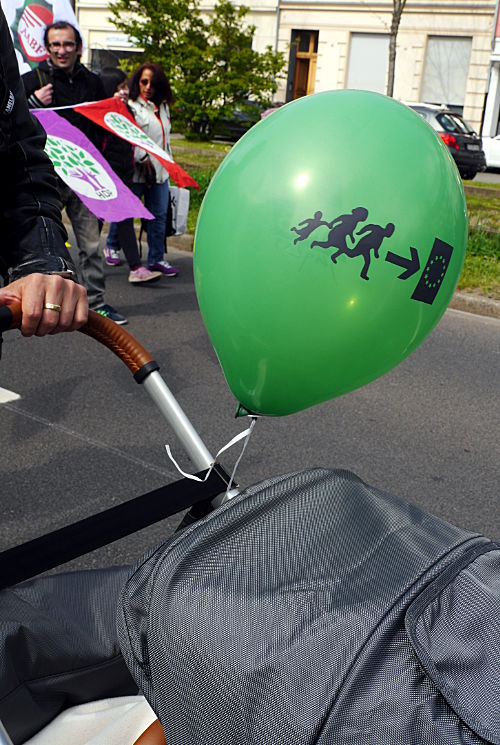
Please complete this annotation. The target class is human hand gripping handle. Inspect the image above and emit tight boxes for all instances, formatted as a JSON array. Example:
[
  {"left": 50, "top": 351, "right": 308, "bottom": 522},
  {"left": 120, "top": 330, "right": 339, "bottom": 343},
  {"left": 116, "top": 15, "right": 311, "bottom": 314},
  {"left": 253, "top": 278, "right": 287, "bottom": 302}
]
[{"left": 0, "top": 274, "right": 88, "bottom": 336}]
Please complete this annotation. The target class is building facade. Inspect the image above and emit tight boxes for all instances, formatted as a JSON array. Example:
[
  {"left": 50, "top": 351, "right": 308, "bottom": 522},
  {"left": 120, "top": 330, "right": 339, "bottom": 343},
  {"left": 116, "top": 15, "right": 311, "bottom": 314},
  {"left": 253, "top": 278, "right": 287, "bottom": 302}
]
[
  {"left": 483, "top": 4, "right": 500, "bottom": 135},
  {"left": 77, "top": 0, "right": 499, "bottom": 133}
]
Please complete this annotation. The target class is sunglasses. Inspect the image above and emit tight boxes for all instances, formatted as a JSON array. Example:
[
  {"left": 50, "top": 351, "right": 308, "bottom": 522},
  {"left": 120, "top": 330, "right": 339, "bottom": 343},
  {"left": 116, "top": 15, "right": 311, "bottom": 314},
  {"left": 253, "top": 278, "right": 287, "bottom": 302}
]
[
  {"left": 140, "top": 78, "right": 154, "bottom": 86},
  {"left": 47, "top": 41, "right": 77, "bottom": 51}
]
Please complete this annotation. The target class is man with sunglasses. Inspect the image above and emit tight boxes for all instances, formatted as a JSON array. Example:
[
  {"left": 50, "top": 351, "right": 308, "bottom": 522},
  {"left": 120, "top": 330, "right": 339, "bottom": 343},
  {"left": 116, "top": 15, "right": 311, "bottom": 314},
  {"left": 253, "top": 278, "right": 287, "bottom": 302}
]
[{"left": 21, "top": 22, "right": 127, "bottom": 325}]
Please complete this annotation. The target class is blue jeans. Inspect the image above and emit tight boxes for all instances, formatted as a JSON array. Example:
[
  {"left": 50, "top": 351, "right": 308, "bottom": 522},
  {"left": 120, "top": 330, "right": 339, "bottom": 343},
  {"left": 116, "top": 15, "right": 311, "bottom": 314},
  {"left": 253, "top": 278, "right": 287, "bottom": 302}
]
[
  {"left": 106, "top": 222, "right": 120, "bottom": 252},
  {"left": 131, "top": 181, "right": 170, "bottom": 266}
]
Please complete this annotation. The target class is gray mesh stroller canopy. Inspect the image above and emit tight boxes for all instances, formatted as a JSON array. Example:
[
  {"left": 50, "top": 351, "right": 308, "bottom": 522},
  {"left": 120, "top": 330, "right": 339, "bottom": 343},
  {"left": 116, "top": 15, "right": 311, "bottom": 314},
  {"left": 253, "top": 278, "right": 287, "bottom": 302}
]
[{"left": 118, "top": 468, "right": 500, "bottom": 745}]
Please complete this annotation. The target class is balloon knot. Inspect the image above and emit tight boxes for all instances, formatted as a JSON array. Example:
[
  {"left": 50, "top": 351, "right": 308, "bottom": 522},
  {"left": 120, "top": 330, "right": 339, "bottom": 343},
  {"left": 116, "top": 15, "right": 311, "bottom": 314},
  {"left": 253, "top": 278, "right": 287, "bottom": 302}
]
[{"left": 235, "top": 403, "right": 257, "bottom": 418}]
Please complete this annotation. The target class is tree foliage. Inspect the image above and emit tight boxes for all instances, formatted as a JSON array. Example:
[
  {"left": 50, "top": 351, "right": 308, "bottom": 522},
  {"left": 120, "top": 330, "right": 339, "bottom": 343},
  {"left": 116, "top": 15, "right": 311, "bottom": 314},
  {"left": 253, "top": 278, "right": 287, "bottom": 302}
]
[{"left": 109, "top": 0, "right": 286, "bottom": 137}]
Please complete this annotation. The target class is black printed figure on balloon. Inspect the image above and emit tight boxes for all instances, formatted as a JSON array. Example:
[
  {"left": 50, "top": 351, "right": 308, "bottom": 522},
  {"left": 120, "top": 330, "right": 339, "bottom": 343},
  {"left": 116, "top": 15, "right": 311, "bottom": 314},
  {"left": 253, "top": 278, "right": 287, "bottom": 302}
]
[
  {"left": 331, "top": 222, "right": 395, "bottom": 280},
  {"left": 310, "top": 207, "right": 369, "bottom": 254},
  {"left": 290, "top": 211, "right": 330, "bottom": 244}
]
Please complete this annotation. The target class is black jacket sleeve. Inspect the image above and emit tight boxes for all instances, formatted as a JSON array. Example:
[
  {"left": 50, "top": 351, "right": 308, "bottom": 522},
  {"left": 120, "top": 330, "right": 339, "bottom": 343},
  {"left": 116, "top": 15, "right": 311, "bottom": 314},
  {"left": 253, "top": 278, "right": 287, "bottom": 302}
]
[{"left": 0, "top": 7, "right": 76, "bottom": 283}]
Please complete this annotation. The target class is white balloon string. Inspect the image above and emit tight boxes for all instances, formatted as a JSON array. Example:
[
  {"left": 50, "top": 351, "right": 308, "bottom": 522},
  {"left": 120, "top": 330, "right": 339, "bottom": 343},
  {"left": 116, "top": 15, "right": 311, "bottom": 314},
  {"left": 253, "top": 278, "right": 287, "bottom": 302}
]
[
  {"left": 165, "top": 417, "right": 258, "bottom": 497},
  {"left": 224, "top": 416, "right": 257, "bottom": 498}
]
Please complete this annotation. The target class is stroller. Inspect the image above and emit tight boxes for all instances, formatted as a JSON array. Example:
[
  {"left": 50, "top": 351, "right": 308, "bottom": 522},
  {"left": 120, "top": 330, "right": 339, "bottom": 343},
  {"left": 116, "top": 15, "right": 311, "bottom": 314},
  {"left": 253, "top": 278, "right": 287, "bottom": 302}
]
[{"left": 0, "top": 304, "right": 498, "bottom": 745}]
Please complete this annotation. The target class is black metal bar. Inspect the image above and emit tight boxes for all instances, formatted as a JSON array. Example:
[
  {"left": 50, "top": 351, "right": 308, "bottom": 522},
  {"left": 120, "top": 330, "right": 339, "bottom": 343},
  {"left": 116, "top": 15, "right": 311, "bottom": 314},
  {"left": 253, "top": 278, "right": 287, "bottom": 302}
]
[{"left": 0, "top": 466, "right": 230, "bottom": 590}]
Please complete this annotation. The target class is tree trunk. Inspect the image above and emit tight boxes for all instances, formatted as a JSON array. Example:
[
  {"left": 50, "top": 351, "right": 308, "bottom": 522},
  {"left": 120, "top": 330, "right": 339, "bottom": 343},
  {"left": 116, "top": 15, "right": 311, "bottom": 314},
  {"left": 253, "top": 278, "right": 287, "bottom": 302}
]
[{"left": 386, "top": 0, "right": 406, "bottom": 98}]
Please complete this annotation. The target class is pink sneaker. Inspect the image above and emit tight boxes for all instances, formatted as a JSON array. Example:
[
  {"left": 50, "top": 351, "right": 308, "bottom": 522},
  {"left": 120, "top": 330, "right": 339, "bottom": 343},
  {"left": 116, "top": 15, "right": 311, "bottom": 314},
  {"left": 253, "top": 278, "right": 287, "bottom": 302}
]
[{"left": 128, "top": 266, "right": 162, "bottom": 284}]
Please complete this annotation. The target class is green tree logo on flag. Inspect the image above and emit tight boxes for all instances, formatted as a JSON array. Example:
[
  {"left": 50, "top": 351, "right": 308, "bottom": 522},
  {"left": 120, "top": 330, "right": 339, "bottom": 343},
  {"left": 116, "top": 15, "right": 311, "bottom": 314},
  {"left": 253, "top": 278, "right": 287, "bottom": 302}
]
[
  {"left": 104, "top": 112, "right": 171, "bottom": 160},
  {"left": 12, "top": 0, "right": 53, "bottom": 69},
  {"left": 46, "top": 136, "right": 117, "bottom": 200}
]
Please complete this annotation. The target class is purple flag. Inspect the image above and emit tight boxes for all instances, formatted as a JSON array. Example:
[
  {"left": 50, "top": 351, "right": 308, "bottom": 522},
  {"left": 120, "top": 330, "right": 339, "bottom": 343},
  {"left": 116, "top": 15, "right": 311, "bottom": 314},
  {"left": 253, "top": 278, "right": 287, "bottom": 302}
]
[{"left": 32, "top": 109, "right": 153, "bottom": 221}]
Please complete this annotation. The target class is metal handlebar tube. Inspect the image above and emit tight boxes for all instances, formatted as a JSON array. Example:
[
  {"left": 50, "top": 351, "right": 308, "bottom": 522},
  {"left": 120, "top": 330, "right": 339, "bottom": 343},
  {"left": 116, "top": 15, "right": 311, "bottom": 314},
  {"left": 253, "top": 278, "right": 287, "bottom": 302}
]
[
  {"left": 142, "top": 370, "right": 214, "bottom": 473},
  {"left": 81, "top": 310, "right": 216, "bottom": 472}
]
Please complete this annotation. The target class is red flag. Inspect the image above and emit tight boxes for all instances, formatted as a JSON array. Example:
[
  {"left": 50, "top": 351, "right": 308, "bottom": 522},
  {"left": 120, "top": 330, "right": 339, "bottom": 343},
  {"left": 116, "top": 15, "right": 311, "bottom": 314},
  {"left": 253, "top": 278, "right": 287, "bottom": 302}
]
[{"left": 74, "top": 98, "right": 199, "bottom": 190}]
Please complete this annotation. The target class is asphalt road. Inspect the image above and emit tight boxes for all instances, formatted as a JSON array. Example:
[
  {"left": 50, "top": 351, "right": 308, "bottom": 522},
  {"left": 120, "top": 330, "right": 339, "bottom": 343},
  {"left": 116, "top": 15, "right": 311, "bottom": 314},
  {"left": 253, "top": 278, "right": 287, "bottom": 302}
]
[
  {"left": 0, "top": 248, "right": 499, "bottom": 580},
  {"left": 474, "top": 167, "right": 500, "bottom": 183}
]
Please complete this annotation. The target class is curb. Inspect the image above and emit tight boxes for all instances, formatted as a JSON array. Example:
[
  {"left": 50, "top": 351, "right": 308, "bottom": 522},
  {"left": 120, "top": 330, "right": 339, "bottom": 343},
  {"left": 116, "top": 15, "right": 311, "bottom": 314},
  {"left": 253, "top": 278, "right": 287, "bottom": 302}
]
[
  {"left": 449, "top": 291, "right": 500, "bottom": 319},
  {"left": 463, "top": 184, "right": 500, "bottom": 199},
  {"left": 168, "top": 234, "right": 195, "bottom": 252}
]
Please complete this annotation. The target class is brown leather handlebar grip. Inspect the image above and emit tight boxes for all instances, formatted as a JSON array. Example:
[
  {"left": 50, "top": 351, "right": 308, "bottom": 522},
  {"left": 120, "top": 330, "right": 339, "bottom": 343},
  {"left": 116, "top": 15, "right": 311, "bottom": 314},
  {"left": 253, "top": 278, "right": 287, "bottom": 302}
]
[
  {"left": 0, "top": 302, "right": 22, "bottom": 332},
  {"left": 2, "top": 303, "right": 157, "bottom": 379},
  {"left": 133, "top": 719, "right": 167, "bottom": 745},
  {"left": 80, "top": 310, "right": 156, "bottom": 377}
]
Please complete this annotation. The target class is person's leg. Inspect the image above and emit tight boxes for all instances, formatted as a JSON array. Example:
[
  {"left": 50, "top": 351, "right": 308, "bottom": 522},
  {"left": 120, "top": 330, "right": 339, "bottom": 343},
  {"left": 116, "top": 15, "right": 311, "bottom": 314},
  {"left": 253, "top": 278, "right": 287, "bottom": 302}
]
[
  {"left": 131, "top": 182, "right": 147, "bottom": 258},
  {"left": 131, "top": 182, "right": 149, "bottom": 262},
  {"left": 116, "top": 219, "right": 141, "bottom": 270},
  {"left": 66, "top": 192, "right": 127, "bottom": 323},
  {"left": 143, "top": 181, "right": 169, "bottom": 266},
  {"left": 56, "top": 181, "right": 84, "bottom": 286},
  {"left": 107, "top": 223, "right": 120, "bottom": 251},
  {"left": 143, "top": 182, "right": 179, "bottom": 276},
  {"left": 104, "top": 223, "right": 121, "bottom": 266},
  {"left": 65, "top": 192, "right": 106, "bottom": 309},
  {"left": 116, "top": 218, "right": 162, "bottom": 284}
]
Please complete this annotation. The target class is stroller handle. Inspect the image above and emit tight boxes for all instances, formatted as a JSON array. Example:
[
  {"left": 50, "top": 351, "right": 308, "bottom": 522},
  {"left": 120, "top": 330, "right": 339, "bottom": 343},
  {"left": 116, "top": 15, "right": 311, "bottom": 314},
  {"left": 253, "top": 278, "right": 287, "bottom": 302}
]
[
  {"left": 0, "top": 303, "right": 158, "bottom": 381},
  {"left": 80, "top": 310, "right": 159, "bottom": 382}
]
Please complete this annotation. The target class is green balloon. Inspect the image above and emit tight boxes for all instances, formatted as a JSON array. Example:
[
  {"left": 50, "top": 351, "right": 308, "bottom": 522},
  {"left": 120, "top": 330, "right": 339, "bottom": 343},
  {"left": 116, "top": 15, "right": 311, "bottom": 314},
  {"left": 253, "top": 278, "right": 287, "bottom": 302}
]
[{"left": 194, "top": 90, "right": 467, "bottom": 417}]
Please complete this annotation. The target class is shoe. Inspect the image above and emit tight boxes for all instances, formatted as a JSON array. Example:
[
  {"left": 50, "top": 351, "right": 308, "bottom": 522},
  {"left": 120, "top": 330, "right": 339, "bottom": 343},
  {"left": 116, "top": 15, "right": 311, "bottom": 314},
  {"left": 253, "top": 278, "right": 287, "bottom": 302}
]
[
  {"left": 104, "top": 245, "right": 121, "bottom": 266},
  {"left": 148, "top": 260, "right": 179, "bottom": 277},
  {"left": 93, "top": 303, "right": 128, "bottom": 325},
  {"left": 128, "top": 266, "right": 162, "bottom": 284}
]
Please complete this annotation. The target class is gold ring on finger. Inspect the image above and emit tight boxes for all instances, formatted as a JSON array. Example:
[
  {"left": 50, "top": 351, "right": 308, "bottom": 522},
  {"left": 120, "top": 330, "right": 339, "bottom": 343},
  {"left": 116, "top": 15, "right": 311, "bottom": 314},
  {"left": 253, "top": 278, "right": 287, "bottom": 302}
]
[{"left": 44, "top": 302, "right": 62, "bottom": 313}]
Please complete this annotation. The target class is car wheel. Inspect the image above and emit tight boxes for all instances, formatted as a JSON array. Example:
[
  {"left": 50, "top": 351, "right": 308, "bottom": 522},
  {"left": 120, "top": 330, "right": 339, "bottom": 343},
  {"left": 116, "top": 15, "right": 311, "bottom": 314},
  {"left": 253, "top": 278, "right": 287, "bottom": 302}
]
[{"left": 460, "top": 169, "right": 477, "bottom": 180}]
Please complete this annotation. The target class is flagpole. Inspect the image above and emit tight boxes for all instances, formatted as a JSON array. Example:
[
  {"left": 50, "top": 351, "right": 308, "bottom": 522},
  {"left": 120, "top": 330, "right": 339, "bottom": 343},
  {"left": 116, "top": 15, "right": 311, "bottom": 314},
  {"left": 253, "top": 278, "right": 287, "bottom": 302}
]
[{"left": 28, "top": 100, "right": 101, "bottom": 111}]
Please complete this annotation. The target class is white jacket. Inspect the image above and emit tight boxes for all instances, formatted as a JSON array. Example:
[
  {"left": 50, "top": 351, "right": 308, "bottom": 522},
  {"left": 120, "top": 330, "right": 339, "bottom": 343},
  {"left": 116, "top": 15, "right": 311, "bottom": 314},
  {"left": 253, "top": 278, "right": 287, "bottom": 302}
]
[{"left": 128, "top": 96, "right": 172, "bottom": 185}]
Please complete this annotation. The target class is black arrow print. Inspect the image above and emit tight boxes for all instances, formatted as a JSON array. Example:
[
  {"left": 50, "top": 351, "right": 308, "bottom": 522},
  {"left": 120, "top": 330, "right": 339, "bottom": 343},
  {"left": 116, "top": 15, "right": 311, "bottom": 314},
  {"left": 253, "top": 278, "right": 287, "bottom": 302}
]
[{"left": 385, "top": 247, "right": 420, "bottom": 279}]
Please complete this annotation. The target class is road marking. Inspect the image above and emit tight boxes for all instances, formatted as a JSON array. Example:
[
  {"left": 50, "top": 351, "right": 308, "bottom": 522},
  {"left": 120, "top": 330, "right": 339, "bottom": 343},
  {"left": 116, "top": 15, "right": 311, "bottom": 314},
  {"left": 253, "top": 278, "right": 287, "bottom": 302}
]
[
  {"left": 0, "top": 387, "right": 20, "bottom": 403},
  {"left": 1, "top": 401, "right": 178, "bottom": 478}
]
